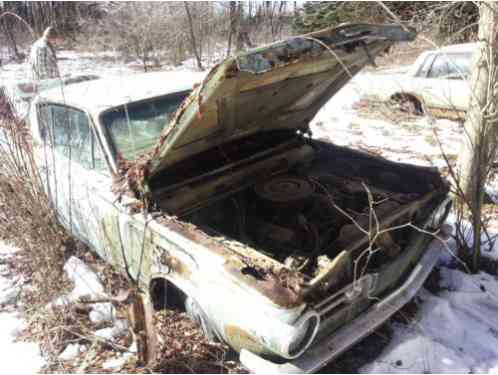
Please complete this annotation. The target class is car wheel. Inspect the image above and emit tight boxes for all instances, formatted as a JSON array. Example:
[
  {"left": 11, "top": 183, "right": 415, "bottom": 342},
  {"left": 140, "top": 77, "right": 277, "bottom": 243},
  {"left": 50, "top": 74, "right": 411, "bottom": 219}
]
[{"left": 392, "top": 94, "right": 424, "bottom": 115}]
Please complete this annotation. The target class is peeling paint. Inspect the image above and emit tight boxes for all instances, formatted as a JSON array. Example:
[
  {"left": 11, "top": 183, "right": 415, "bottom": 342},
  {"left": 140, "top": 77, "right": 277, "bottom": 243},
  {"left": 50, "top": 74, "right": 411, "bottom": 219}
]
[{"left": 225, "top": 325, "right": 265, "bottom": 354}]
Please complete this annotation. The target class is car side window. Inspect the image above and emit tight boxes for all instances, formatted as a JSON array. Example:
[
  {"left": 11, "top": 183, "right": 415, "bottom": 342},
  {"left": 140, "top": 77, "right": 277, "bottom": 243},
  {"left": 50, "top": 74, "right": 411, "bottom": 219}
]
[
  {"left": 427, "top": 55, "right": 451, "bottom": 79},
  {"left": 415, "top": 54, "right": 435, "bottom": 78},
  {"left": 447, "top": 53, "right": 472, "bottom": 80},
  {"left": 427, "top": 53, "right": 472, "bottom": 80},
  {"left": 50, "top": 105, "right": 93, "bottom": 169},
  {"left": 39, "top": 104, "right": 109, "bottom": 174}
]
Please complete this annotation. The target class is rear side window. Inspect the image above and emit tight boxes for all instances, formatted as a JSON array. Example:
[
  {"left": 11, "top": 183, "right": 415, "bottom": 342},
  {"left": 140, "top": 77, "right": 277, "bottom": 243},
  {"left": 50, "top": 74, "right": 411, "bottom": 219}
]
[
  {"left": 38, "top": 104, "right": 109, "bottom": 174},
  {"left": 415, "top": 54, "right": 435, "bottom": 78},
  {"left": 427, "top": 53, "right": 472, "bottom": 80},
  {"left": 50, "top": 105, "right": 93, "bottom": 169}
]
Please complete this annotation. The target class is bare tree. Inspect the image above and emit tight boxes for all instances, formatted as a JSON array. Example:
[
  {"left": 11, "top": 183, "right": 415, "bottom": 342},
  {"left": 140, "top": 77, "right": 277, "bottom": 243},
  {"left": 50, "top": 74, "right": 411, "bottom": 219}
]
[
  {"left": 456, "top": 2, "right": 498, "bottom": 271},
  {"left": 226, "top": 1, "right": 238, "bottom": 56},
  {"left": 85, "top": 2, "right": 176, "bottom": 71},
  {"left": 183, "top": 2, "right": 204, "bottom": 70}
]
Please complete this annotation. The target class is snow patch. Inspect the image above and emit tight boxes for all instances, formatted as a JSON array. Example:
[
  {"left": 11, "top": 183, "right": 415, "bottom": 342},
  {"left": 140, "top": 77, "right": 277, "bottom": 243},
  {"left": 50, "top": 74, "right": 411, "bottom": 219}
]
[
  {"left": 361, "top": 269, "right": 498, "bottom": 373},
  {"left": 58, "top": 343, "right": 82, "bottom": 361},
  {"left": 102, "top": 355, "right": 128, "bottom": 370},
  {"left": 102, "top": 350, "right": 134, "bottom": 370},
  {"left": 89, "top": 302, "right": 115, "bottom": 324},
  {"left": 53, "top": 256, "right": 105, "bottom": 307},
  {"left": 0, "top": 244, "right": 45, "bottom": 372},
  {"left": 94, "top": 319, "right": 129, "bottom": 341},
  {"left": 0, "top": 282, "right": 21, "bottom": 306}
]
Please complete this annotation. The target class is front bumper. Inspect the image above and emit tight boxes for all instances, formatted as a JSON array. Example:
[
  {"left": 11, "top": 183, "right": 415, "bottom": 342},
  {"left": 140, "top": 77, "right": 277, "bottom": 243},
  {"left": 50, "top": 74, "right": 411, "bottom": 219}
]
[{"left": 240, "top": 238, "right": 443, "bottom": 374}]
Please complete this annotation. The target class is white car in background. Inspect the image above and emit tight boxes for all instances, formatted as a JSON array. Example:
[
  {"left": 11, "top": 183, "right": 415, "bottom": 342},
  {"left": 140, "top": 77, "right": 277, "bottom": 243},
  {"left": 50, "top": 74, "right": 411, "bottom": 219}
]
[{"left": 362, "top": 43, "right": 477, "bottom": 119}]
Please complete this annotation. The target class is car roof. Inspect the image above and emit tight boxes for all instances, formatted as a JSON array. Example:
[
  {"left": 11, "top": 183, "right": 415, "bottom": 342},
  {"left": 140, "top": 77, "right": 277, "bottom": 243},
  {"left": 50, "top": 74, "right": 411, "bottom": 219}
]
[
  {"left": 37, "top": 71, "right": 206, "bottom": 116},
  {"left": 434, "top": 42, "right": 477, "bottom": 54}
]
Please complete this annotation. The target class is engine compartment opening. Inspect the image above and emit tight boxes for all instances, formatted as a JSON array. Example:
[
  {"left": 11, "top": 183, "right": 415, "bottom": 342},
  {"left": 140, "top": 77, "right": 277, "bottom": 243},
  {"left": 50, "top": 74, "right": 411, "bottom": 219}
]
[
  {"left": 184, "top": 170, "right": 419, "bottom": 278},
  {"left": 152, "top": 136, "right": 447, "bottom": 282}
]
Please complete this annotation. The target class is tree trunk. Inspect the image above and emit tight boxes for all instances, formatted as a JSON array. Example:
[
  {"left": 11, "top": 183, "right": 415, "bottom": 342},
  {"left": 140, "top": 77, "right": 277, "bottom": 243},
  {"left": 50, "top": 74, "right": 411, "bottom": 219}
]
[
  {"left": 1, "top": 21, "right": 20, "bottom": 60},
  {"left": 457, "top": 3, "right": 498, "bottom": 272},
  {"left": 235, "top": 2, "right": 244, "bottom": 52},
  {"left": 183, "top": 2, "right": 203, "bottom": 71},
  {"left": 0, "top": 11, "right": 24, "bottom": 61},
  {"left": 226, "top": 1, "right": 237, "bottom": 57}
]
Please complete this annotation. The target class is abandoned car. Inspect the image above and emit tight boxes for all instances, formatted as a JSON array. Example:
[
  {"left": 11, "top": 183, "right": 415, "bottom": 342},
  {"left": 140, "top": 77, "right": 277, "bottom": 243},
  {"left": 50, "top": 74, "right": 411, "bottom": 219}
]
[
  {"left": 28, "top": 24, "right": 451, "bottom": 373},
  {"left": 361, "top": 42, "right": 477, "bottom": 119}
]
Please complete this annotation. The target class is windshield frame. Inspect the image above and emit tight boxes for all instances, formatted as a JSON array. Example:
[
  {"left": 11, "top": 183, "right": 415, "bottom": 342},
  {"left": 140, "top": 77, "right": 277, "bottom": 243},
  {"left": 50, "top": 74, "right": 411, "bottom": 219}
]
[{"left": 98, "top": 90, "right": 190, "bottom": 165}]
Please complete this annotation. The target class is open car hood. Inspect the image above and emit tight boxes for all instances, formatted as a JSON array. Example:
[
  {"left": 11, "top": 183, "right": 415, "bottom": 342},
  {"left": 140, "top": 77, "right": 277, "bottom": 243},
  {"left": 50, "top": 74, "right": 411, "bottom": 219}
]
[{"left": 146, "top": 24, "right": 416, "bottom": 177}]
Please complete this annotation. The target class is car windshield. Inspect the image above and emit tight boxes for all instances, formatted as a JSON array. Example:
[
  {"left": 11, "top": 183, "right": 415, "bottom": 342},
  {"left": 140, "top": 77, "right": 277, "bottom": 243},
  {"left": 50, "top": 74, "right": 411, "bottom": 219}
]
[{"left": 102, "top": 92, "right": 189, "bottom": 160}]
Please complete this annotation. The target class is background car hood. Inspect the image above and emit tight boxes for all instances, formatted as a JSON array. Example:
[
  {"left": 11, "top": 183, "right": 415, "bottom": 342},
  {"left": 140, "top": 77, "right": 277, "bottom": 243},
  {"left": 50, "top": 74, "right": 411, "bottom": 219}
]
[{"left": 146, "top": 23, "right": 416, "bottom": 177}]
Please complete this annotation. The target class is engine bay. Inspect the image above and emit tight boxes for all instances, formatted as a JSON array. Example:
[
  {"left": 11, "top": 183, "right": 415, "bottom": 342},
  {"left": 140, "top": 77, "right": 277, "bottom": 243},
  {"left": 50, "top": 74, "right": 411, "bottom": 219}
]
[
  {"left": 153, "top": 135, "right": 447, "bottom": 278},
  {"left": 184, "top": 169, "right": 421, "bottom": 277}
]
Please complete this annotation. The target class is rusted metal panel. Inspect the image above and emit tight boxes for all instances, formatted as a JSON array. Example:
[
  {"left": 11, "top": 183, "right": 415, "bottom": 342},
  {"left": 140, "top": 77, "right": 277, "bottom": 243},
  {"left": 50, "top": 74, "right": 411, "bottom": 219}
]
[
  {"left": 225, "top": 325, "right": 265, "bottom": 353},
  {"left": 143, "top": 24, "right": 416, "bottom": 179}
]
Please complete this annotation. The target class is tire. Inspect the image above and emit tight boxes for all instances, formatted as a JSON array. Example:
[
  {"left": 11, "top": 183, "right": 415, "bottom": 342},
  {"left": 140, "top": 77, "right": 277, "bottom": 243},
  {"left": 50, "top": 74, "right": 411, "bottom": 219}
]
[{"left": 392, "top": 94, "right": 424, "bottom": 115}]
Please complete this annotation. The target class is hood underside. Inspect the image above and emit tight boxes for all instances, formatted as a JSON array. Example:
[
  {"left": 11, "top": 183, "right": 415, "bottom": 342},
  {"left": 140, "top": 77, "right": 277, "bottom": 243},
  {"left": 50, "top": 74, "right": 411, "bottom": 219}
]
[{"left": 145, "top": 24, "right": 416, "bottom": 177}]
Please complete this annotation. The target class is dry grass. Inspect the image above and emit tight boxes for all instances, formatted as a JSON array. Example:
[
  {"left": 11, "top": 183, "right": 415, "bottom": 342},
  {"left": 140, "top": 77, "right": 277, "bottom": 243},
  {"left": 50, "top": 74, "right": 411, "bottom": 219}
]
[{"left": 0, "top": 89, "right": 71, "bottom": 304}]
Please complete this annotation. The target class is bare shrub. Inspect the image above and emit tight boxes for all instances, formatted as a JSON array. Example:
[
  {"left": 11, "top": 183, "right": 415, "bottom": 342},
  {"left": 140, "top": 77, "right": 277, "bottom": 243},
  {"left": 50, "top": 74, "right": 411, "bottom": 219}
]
[
  {"left": 77, "top": 2, "right": 225, "bottom": 70},
  {"left": 76, "top": 2, "right": 296, "bottom": 71},
  {"left": 0, "top": 89, "right": 70, "bottom": 304}
]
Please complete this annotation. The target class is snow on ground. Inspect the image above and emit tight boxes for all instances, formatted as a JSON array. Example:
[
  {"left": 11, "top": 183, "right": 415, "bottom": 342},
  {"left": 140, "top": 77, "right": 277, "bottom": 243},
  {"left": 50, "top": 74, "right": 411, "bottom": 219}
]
[
  {"left": 310, "top": 74, "right": 463, "bottom": 169},
  {"left": 0, "top": 49, "right": 134, "bottom": 85},
  {"left": 361, "top": 269, "right": 498, "bottom": 374},
  {"left": 2, "top": 51, "right": 498, "bottom": 372},
  {"left": 0, "top": 242, "right": 131, "bottom": 372},
  {"left": 311, "top": 73, "right": 498, "bottom": 373},
  {"left": 0, "top": 49, "right": 212, "bottom": 86},
  {"left": 0, "top": 245, "right": 45, "bottom": 372}
]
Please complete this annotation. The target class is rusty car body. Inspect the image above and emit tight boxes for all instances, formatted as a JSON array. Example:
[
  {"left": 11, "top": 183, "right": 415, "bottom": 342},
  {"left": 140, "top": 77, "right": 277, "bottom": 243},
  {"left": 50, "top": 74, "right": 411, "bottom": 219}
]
[{"left": 28, "top": 24, "right": 451, "bottom": 373}]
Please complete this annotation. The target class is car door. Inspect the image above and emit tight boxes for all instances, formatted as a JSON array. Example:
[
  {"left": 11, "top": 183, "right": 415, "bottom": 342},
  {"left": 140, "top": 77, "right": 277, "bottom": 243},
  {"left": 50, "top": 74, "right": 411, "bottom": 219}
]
[
  {"left": 35, "top": 104, "right": 74, "bottom": 230},
  {"left": 73, "top": 124, "right": 124, "bottom": 265},
  {"left": 35, "top": 103, "right": 152, "bottom": 279},
  {"left": 36, "top": 104, "right": 113, "bottom": 253},
  {"left": 408, "top": 52, "right": 436, "bottom": 102},
  {"left": 60, "top": 107, "right": 95, "bottom": 242},
  {"left": 444, "top": 52, "right": 472, "bottom": 110},
  {"left": 52, "top": 106, "right": 123, "bottom": 264},
  {"left": 419, "top": 52, "right": 472, "bottom": 112},
  {"left": 65, "top": 110, "right": 148, "bottom": 279}
]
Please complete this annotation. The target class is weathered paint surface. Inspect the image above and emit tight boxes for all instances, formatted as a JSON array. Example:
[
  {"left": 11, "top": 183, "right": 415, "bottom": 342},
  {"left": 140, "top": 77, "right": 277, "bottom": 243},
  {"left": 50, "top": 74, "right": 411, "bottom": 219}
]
[
  {"left": 225, "top": 325, "right": 265, "bottom": 353},
  {"left": 144, "top": 24, "right": 416, "bottom": 179}
]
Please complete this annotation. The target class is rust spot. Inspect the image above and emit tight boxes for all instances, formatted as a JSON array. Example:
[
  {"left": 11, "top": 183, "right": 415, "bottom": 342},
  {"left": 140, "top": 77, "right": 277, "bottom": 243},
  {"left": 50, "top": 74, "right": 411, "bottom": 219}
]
[
  {"left": 224, "top": 63, "right": 239, "bottom": 79},
  {"left": 158, "top": 216, "right": 303, "bottom": 308},
  {"left": 160, "top": 252, "right": 192, "bottom": 278},
  {"left": 224, "top": 325, "right": 264, "bottom": 353},
  {"left": 226, "top": 263, "right": 302, "bottom": 308}
]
